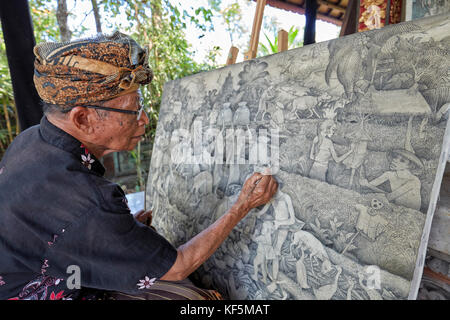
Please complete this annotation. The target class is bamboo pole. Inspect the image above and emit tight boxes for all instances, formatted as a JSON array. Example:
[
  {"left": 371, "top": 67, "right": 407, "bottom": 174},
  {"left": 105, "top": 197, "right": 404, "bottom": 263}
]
[
  {"left": 226, "top": 46, "right": 239, "bottom": 65},
  {"left": 13, "top": 101, "right": 19, "bottom": 134},
  {"left": 3, "top": 98, "right": 13, "bottom": 144},
  {"left": 245, "top": 0, "right": 266, "bottom": 60},
  {"left": 278, "top": 29, "right": 288, "bottom": 52}
]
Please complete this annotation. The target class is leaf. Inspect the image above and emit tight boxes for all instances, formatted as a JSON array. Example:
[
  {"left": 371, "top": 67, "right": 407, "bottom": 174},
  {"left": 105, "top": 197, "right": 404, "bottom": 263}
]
[
  {"left": 315, "top": 217, "right": 321, "bottom": 228},
  {"left": 330, "top": 220, "right": 336, "bottom": 231}
]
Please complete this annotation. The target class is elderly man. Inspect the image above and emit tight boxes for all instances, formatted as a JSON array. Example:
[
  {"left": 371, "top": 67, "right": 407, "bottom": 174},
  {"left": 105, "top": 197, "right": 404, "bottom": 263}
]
[{"left": 0, "top": 32, "right": 278, "bottom": 300}]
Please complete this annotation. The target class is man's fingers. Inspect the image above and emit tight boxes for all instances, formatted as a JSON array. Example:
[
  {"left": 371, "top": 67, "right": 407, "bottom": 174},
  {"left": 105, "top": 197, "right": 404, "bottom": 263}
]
[
  {"left": 255, "top": 174, "right": 272, "bottom": 189},
  {"left": 133, "top": 209, "right": 145, "bottom": 218},
  {"left": 246, "top": 172, "right": 263, "bottom": 185},
  {"left": 269, "top": 178, "right": 279, "bottom": 195},
  {"left": 134, "top": 209, "right": 152, "bottom": 221}
]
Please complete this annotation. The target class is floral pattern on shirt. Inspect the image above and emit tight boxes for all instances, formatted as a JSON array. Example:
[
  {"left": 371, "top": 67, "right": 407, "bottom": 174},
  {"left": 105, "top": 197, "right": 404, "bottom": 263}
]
[
  {"left": 137, "top": 276, "right": 157, "bottom": 289},
  {"left": 8, "top": 275, "right": 66, "bottom": 300},
  {"left": 80, "top": 144, "right": 95, "bottom": 170}
]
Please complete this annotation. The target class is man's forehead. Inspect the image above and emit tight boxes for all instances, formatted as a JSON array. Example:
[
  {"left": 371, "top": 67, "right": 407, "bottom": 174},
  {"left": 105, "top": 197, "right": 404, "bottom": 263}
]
[{"left": 104, "top": 90, "right": 141, "bottom": 107}]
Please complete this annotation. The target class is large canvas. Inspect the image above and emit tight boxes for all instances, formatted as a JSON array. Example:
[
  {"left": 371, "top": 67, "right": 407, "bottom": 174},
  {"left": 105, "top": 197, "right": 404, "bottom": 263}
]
[{"left": 145, "top": 14, "right": 450, "bottom": 300}]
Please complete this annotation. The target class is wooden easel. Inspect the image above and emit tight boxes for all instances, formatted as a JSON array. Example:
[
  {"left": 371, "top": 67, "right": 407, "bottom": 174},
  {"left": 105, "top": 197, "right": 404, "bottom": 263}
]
[{"left": 225, "top": 0, "right": 289, "bottom": 65}]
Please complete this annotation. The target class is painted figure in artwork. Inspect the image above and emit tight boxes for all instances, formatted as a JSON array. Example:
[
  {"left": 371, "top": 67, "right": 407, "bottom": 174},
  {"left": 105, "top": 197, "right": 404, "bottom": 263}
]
[
  {"left": 354, "top": 198, "right": 389, "bottom": 241},
  {"left": 256, "top": 188, "right": 301, "bottom": 281},
  {"left": 233, "top": 101, "right": 251, "bottom": 126},
  {"left": 343, "top": 114, "right": 372, "bottom": 188},
  {"left": 360, "top": 149, "right": 423, "bottom": 210},
  {"left": 252, "top": 220, "right": 276, "bottom": 283},
  {"left": 309, "top": 119, "right": 354, "bottom": 182},
  {"left": 256, "top": 85, "right": 277, "bottom": 121},
  {"left": 217, "top": 102, "right": 233, "bottom": 127}
]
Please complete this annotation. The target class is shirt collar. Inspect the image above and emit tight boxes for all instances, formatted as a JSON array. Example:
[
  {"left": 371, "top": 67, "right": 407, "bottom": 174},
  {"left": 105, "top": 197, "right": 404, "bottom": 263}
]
[{"left": 39, "top": 116, "right": 106, "bottom": 176}]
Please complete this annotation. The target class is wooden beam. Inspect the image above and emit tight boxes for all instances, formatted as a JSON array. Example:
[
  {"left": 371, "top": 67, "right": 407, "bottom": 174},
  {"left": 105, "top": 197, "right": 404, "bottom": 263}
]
[
  {"left": 226, "top": 46, "right": 239, "bottom": 65},
  {"left": 261, "top": 0, "right": 343, "bottom": 26},
  {"left": 278, "top": 29, "right": 288, "bottom": 52},
  {"left": 317, "top": 0, "right": 346, "bottom": 13},
  {"left": 246, "top": 0, "right": 267, "bottom": 60},
  {"left": 423, "top": 266, "right": 450, "bottom": 285},
  {"left": 339, "top": 0, "right": 359, "bottom": 36},
  {"left": 303, "top": 0, "right": 318, "bottom": 45}
]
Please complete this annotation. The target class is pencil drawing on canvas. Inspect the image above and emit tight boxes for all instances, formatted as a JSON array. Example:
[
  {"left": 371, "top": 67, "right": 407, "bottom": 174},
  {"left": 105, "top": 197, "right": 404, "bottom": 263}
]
[{"left": 146, "top": 14, "right": 450, "bottom": 300}]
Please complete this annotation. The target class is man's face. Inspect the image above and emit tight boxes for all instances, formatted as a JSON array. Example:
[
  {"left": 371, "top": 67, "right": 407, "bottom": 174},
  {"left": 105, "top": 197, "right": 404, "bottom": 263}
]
[
  {"left": 325, "top": 125, "right": 336, "bottom": 138},
  {"left": 390, "top": 154, "right": 410, "bottom": 171},
  {"left": 92, "top": 91, "right": 149, "bottom": 152}
]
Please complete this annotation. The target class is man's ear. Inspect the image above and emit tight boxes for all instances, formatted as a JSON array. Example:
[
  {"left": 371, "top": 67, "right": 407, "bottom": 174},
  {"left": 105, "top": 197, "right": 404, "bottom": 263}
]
[{"left": 68, "top": 107, "right": 96, "bottom": 134}]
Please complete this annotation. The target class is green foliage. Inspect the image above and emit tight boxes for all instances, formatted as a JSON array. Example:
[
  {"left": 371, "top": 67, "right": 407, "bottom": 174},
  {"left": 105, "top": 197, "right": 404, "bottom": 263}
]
[
  {"left": 258, "top": 25, "right": 303, "bottom": 56},
  {"left": 0, "top": 26, "right": 16, "bottom": 155},
  {"left": 29, "top": 0, "right": 61, "bottom": 43}
]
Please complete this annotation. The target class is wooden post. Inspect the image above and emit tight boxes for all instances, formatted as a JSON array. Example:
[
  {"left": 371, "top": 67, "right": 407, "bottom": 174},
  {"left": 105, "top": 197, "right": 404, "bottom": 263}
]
[
  {"left": 226, "top": 46, "right": 239, "bottom": 65},
  {"left": 243, "top": 51, "right": 254, "bottom": 61},
  {"left": 245, "top": 0, "right": 266, "bottom": 60},
  {"left": 303, "top": 0, "right": 318, "bottom": 46},
  {"left": 278, "top": 29, "right": 288, "bottom": 52},
  {"left": 339, "top": 0, "right": 359, "bottom": 37}
]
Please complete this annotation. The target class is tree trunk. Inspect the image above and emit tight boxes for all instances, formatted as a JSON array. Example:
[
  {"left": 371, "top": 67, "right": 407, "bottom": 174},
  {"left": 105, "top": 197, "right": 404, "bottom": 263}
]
[
  {"left": 91, "top": 0, "right": 102, "bottom": 34},
  {"left": 56, "top": 0, "right": 72, "bottom": 42}
]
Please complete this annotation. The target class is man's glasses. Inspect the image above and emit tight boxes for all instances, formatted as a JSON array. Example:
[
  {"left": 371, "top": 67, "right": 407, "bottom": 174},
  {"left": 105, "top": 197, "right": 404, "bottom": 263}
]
[
  {"left": 82, "top": 104, "right": 147, "bottom": 121},
  {"left": 62, "top": 100, "right": 147, "bottom": 121}
]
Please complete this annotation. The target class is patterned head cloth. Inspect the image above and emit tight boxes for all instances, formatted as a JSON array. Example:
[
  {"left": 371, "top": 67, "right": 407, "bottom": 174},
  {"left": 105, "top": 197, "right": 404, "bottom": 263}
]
[{"left": 33, "top": 31, "right": 153, "bottom": 106}]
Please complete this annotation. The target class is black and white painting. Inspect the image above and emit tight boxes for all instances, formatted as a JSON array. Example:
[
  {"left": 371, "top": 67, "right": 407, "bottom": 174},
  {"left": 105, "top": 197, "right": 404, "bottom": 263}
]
[
  {"left": 405, "top": 0, "right": 450, "bottom": 21},
  {"left": 146, "top": 13, "right": 450, "bottom": 300}
]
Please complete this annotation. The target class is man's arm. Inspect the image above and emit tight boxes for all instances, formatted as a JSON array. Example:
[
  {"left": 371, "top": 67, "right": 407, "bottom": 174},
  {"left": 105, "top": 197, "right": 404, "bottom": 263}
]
[
  {"left": 160, "top": 172, "right": 278, "bottom": 281},
  {"left": 387, "top": 178, "right": 417, "bottom": 201},
  {"left": 309, "top": 137, "right": 318, "bottom": 160},
  {"left": 330, "top": 141, "right": 353, "bottom": 163},
  {"left": 360, "top": 172, "right": 391, "bottom": 193}
]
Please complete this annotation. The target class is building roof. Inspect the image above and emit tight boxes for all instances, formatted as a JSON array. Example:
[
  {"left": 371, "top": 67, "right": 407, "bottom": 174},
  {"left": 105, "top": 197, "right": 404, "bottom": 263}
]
[{"left": 261, "top": 0, "right": 347, "bottom": 26}]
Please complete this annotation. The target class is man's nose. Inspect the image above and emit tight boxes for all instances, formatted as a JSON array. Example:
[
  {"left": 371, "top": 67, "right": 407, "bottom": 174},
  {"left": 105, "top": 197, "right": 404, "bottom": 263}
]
[{"left": 140, "top": 109, "right": 150, "bottom": 126}]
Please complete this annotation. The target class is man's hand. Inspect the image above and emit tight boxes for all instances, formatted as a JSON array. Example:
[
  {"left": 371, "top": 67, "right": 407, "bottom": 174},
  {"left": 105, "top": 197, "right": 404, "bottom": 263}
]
[
  {"left": 160, "top": 172, "right": 278, "bottom": 282},
  {"left": 236, "top": 172, "right": 278, "bottom": 213},
  {"left": 133, "top": 209, "right": 153, "bottom": 227}
]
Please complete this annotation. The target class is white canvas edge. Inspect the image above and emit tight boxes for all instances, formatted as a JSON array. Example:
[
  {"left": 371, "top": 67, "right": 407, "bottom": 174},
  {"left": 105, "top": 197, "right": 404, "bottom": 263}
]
[{"left": 408, "top": 114, "right": 450, "bottom": 299}]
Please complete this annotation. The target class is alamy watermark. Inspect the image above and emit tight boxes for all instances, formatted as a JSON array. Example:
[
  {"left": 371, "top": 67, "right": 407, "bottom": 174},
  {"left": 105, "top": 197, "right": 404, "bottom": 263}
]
[
  {"left": 66, "top": 265, "right": 81, "bottom": 290},
  {"left": 168, "top": 120, "right": 280, "bottom": 174},
  {"left": 364, "top": 265, "right": 381, "bottom": 290}
]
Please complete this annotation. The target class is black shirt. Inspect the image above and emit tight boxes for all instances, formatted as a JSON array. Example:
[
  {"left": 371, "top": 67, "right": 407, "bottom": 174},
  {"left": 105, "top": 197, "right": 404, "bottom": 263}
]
[{"left": 0, "top": 116, "right": 177, "bottom": 300}]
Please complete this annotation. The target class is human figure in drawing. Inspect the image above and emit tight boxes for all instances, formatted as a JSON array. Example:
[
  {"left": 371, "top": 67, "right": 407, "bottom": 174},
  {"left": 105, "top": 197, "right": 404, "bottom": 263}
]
[
  {"left": 256, "top": 85, "right": 277, "bottom": 121},
  {"left": 233, "top": 101, "right": 250, "bottom": 126},
  {"left": 217, "top": 102, "right": 233, "bottom": 127},
  {"left": 359, "top": 149, "right": 423, "bottom": 210},
  {"left": 256, "top": 188, "right": 301, "bottom": 281},
  {"left": 360, "top": 116, "right": 424, "bottom": 211},
  {"left": 252, "top": 220, "right": 276, "bottom": 283},
  {"left": 343, "top": 113, "right": 372, "bottom": 189},
  {"left": 309, "top": 119, "right": 354, "bottom": 182}
]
